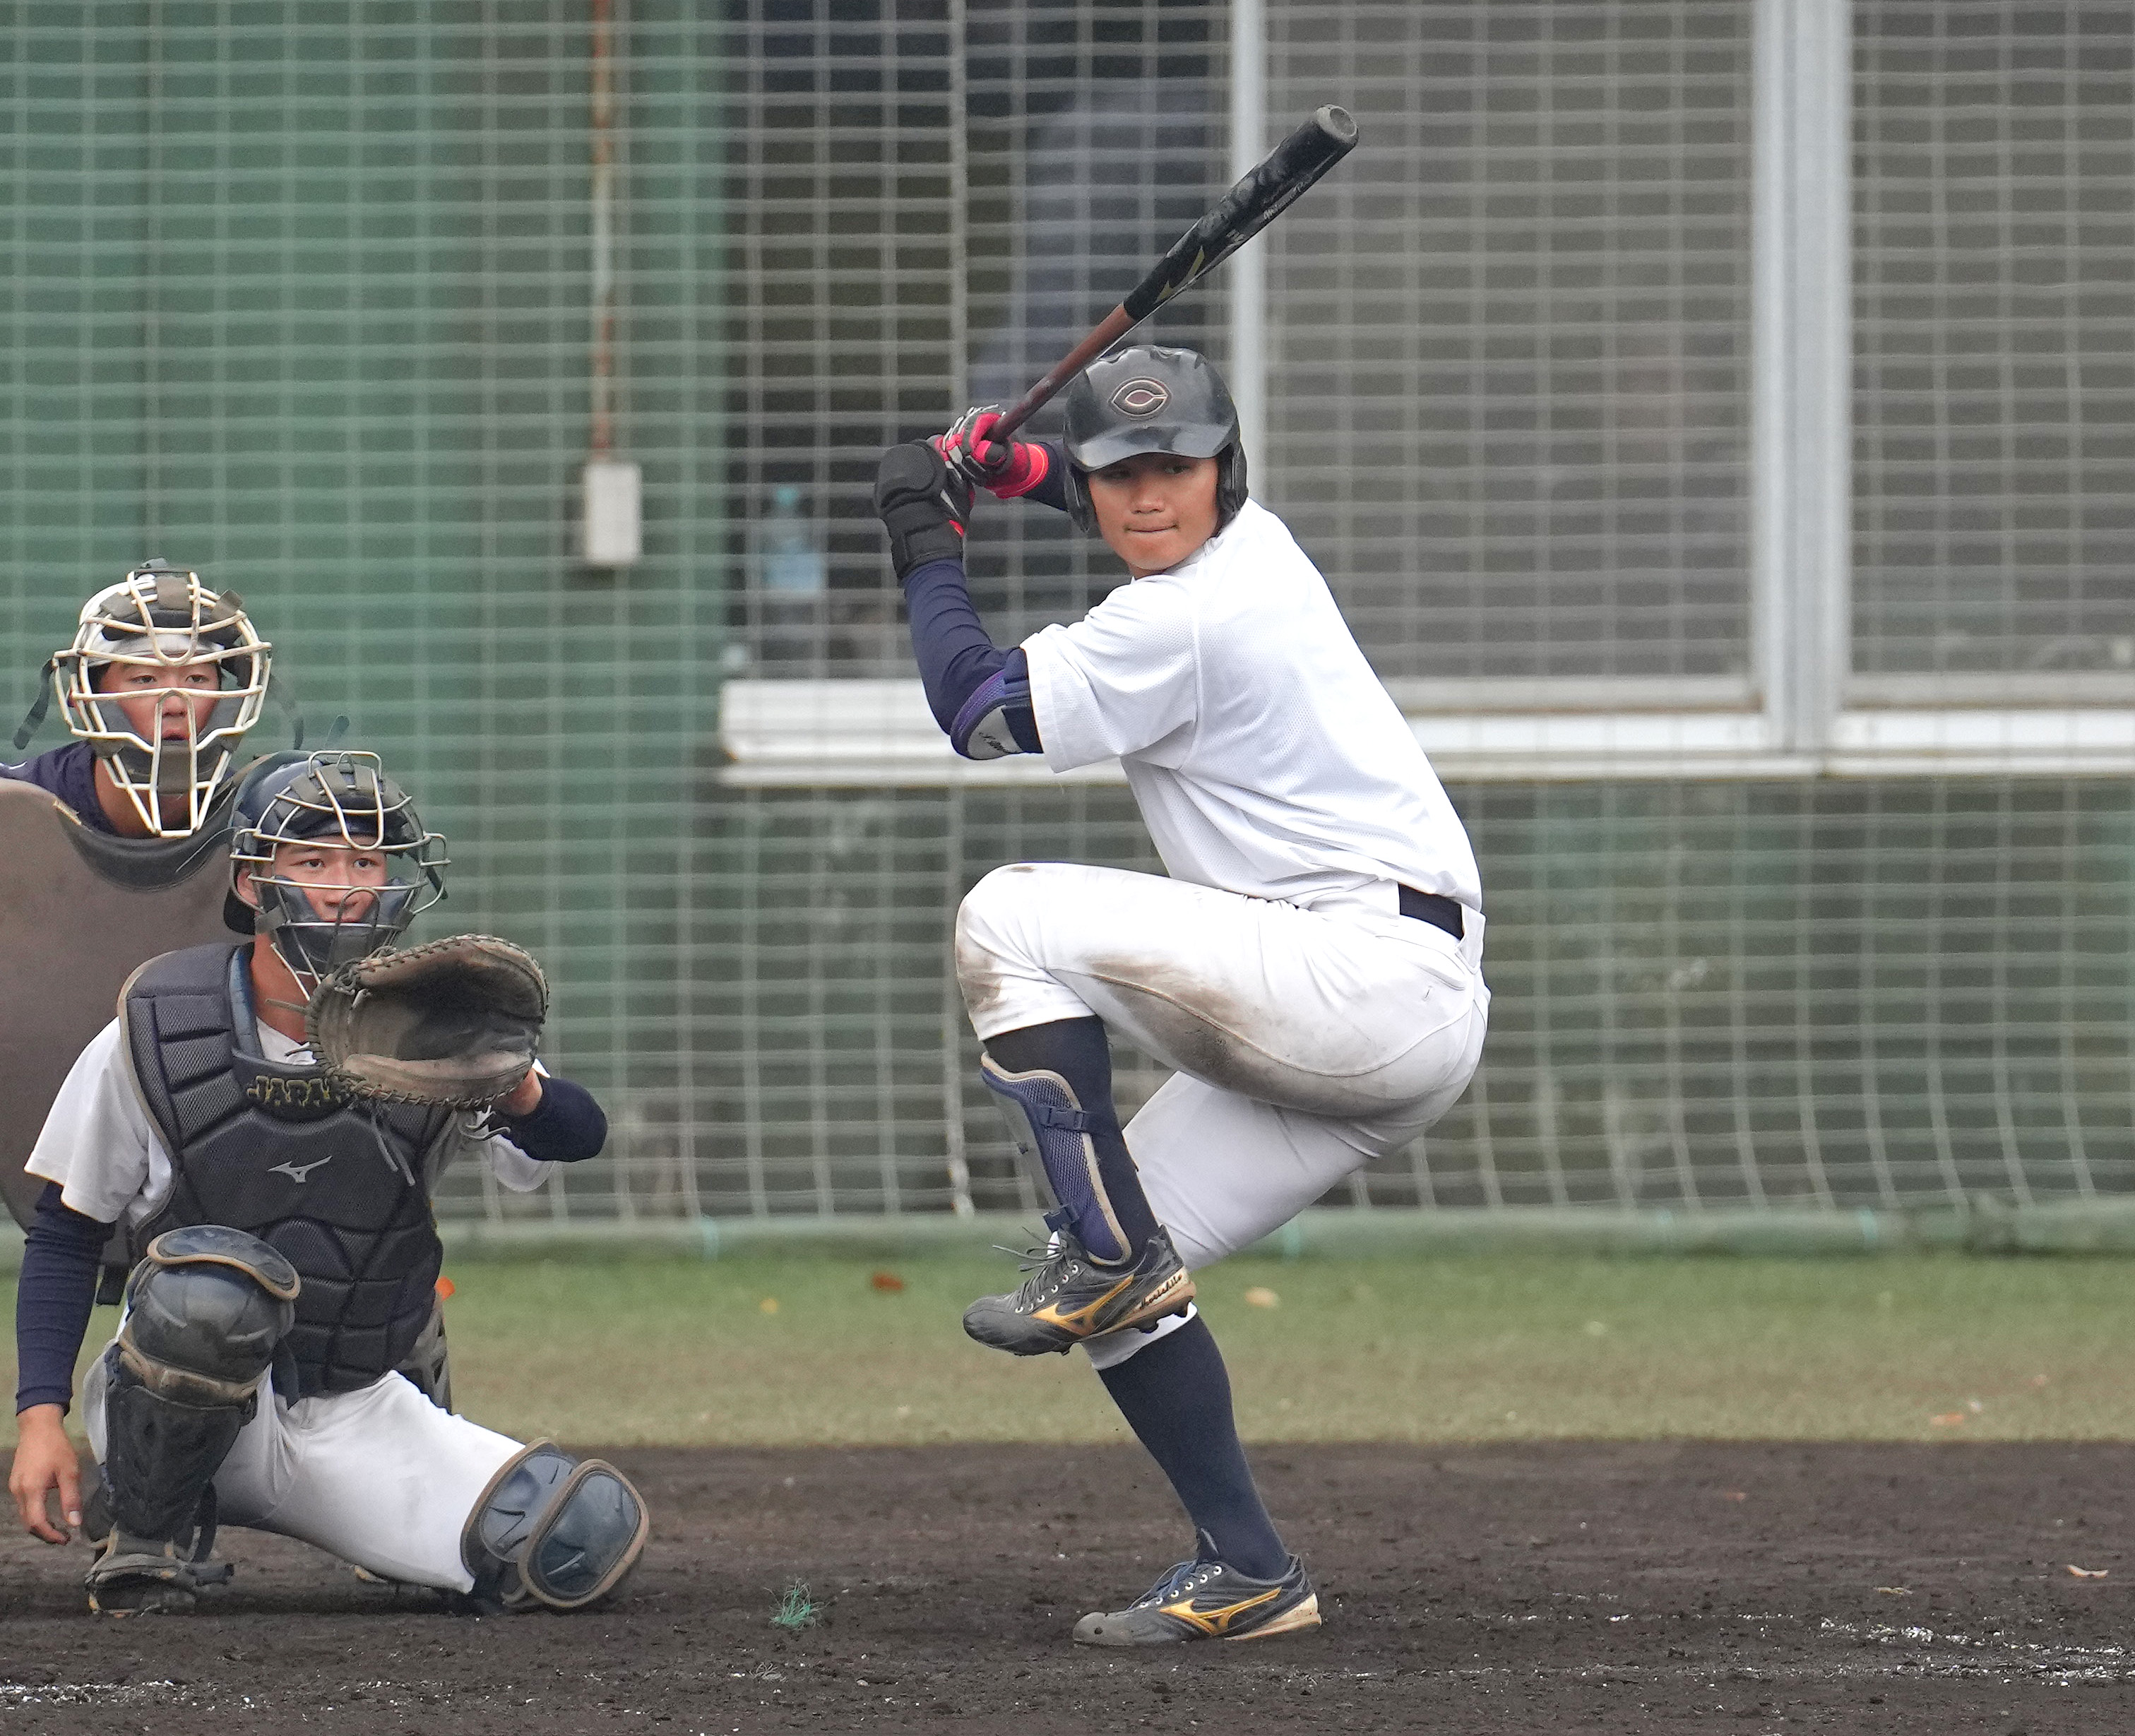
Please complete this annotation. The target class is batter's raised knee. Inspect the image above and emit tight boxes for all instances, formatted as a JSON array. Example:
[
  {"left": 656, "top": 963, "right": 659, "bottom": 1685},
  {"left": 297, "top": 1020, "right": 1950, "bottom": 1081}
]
[
  {"left": 953, "top": 861, "right": 1056, "bottom": 951},
  {"left": 461, "top": 1441, "right": 649, "bottom": 1612},
  {"left": 954, "top": 862, "right": 1090, "bottom": 1032}
]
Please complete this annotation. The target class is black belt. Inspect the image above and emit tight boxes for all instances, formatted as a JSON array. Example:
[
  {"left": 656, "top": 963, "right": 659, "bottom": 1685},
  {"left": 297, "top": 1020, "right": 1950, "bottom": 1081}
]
[{"left": 1398, "top": 885, "right": 1465, "bottom": 939}]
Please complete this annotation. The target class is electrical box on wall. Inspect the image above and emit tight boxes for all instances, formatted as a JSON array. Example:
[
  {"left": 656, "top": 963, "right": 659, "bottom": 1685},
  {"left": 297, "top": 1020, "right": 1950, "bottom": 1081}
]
[{"left": 581, "top": 460, "right": 642, "bottom": 567}]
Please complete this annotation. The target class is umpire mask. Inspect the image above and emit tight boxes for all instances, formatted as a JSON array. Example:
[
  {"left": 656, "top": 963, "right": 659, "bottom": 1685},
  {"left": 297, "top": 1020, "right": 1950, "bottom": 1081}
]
[
  {"left": 42, "top": 561, "right": 272, "bottom": 838},
  {"left": 228, "top": 751, "right": 448, "bottom": 989}
]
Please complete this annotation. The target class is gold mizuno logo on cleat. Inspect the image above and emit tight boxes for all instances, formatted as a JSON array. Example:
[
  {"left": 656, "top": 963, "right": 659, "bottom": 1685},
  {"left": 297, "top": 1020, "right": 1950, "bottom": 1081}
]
[
  {"left": 1032, "top": 1274, "right": 1136, "bottom": 1335},
  {"left": 1159, "top": 1585, "right": 1283, "bottom": 1637}
]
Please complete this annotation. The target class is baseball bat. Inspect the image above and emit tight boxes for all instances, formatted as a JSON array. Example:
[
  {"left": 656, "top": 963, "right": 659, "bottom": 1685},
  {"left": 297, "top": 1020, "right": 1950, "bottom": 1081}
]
[{"left": 987, "top": 104, "right": 1359, "bottom": 441}]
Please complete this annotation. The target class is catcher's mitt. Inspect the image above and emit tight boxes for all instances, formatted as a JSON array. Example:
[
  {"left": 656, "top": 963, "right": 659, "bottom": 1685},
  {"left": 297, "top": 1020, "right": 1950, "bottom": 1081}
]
[{"left": 305, "top": 934, "right": 549, "bottom": 1109}]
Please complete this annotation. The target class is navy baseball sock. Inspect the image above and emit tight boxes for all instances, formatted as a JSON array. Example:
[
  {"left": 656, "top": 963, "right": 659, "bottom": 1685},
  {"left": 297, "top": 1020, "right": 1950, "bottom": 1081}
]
[
  {"left": 1098, "top": 1316, "right": 1289, "bottom": 1581},
  {"left": 983, "top": 1016, "right": 1158, "bottom": 1263}
]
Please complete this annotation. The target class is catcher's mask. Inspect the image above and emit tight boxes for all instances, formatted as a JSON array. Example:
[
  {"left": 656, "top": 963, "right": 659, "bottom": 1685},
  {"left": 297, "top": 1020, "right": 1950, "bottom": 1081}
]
[
  {"left": 1059, "top": 345, "right": 1249, "bottom": 536},
  {"left": 227, "top": 751, "right": 448, "bottom": 989},
  {"left": 25, "top": 561, "right": 272, "bottom": 837}
]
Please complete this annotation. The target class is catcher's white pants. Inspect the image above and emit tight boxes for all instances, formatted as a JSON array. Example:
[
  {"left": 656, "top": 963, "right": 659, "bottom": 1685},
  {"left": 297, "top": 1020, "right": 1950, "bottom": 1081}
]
[
  {"left": 955, "top": 862, "right": 1489, "bottom": 1362},
  {"left": 84, "top": 1353, "right": 521, "bottom": 1592}
]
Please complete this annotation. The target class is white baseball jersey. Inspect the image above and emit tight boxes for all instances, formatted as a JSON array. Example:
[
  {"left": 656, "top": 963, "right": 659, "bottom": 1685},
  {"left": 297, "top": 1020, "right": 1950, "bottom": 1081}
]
[
  {"left": 26, "top": 1017, "right": 553, "bottom": 1229},
  {"left": 965, "top": 497, "right": 1491, "bottom": 1374},
  {"left": 1021, "top": 497, "right": 1481, "bottom": 917}
]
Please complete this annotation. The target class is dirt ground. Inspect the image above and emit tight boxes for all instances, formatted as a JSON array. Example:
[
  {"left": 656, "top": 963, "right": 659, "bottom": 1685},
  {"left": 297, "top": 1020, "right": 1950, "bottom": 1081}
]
[{"left": 3, "top": 1441, "right": 2133, "bottom": 1732}]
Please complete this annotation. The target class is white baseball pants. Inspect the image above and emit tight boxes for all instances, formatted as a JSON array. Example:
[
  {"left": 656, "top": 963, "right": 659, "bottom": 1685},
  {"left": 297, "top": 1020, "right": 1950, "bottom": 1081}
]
[
  {"left": 955, "top": 862, "right": 1489, "bottom": 1362},
  {"left": 84, "top": 1352, "right": 522, "bottom": 1592}
]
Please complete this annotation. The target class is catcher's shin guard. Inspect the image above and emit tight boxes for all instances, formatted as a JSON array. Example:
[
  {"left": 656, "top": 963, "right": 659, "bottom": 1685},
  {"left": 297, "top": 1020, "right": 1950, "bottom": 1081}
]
[
  {"left": 90, "top": 1227, "right": 298, "bottom": 1614},
  {"left": 963, "top": 1212, "right": 1194, "bottom": 1356},
  {"left": 980, "top": 1052, "right": 1135, "bottom": 1263},
  {"left": 85, "top": 1498, "right": 235, "bottom": 1617},
  {"left": 462, "top": 1441, "right": 649, "bottom": 1612}
]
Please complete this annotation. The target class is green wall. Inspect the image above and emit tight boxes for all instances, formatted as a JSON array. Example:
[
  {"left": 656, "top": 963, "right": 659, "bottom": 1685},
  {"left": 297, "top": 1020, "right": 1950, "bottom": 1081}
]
[{"left": 0, "top": 4, "right": 723, "bottom": 1189}]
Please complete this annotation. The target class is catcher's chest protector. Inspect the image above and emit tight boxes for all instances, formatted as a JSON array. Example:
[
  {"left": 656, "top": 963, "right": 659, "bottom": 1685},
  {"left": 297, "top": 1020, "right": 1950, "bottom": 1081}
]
[{"left": 122, "top": 944, "right": 458, "bottom": 1399}]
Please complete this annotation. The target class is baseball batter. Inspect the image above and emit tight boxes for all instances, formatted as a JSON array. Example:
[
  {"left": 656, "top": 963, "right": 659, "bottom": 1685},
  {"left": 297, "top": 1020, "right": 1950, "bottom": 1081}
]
[
  {"left": 8, "top": 751, "right": 647, "bottom": 1615},
  {"left": 874, "top": 345, "right": 1488, "bottom": 1645}
]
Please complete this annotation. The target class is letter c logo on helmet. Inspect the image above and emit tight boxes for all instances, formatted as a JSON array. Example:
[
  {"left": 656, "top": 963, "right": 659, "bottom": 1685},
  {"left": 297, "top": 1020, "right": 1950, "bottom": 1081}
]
[{"left": 1110, "top": 378, "right": 1171, "bottom": 418}]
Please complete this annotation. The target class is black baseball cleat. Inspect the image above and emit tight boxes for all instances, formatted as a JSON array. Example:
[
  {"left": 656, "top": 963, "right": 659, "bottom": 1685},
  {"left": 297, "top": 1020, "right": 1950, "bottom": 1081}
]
[
  {"left": 962, "top": 1214, "right": 1194, "bottom": 1356},
  {"left": 83, "top": 1530, "right": 234, "bottom": 1617},
  {"left": 1072, "top": 1540, "right": 1321, "bottom": 1646}
]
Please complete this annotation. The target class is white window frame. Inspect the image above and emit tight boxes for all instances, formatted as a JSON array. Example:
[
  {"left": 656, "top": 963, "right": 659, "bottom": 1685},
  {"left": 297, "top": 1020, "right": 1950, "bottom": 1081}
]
[{"left": 718, "top": 0, "right": 2135, "bottom": 789}]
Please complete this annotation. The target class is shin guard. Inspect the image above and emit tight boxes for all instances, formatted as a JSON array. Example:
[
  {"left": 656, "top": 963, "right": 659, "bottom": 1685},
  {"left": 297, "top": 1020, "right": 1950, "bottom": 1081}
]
[
  {"left": 100, "top": 1227, "right": 296, "bottom": 1546},
  {"left": 462, "top": 1441, "right": 649, "bottom": 1612},
  {"left": 980, "top": 1053, "right": 1134, "bottom": 1263}
]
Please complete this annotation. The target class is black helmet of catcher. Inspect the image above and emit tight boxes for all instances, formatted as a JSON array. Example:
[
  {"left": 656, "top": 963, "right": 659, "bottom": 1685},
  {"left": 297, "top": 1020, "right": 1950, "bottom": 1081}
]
[
  {"left": 226, "top": 750, "right": 448, "bottom": 987},
  {"left": 1058, "top": 345, "right": 1249, "bottom": 535},
  {"left": 37, "top": 560, "right": 271, "bottom": 837}
]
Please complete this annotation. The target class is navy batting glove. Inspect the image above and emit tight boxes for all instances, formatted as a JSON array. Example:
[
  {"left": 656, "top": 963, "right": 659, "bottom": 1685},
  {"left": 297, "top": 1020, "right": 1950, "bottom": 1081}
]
[{"left": 875, "top": 443, "right": 973, "bottom": 583}]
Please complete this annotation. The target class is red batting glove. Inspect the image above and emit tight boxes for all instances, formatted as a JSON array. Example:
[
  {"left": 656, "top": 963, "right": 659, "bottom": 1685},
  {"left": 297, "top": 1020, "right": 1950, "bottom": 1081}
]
[{"left": 934, "top": 405, "right": 1050, "bottom": 499}]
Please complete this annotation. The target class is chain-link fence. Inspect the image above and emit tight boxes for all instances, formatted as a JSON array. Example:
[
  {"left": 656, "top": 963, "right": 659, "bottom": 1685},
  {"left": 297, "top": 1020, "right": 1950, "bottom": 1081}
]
[{"left": 4, "top": 2, "right": 2129, "bottom": 1227}]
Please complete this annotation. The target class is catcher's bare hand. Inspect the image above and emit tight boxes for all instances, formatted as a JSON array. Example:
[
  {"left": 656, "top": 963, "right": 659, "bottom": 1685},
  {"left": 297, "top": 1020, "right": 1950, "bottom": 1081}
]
[
  {"left": 495, "top": 1069, "right": 543, "bottom": 1117},
  {"left": 10, "top": 1405, "right": 82, "bottom": 1545}
]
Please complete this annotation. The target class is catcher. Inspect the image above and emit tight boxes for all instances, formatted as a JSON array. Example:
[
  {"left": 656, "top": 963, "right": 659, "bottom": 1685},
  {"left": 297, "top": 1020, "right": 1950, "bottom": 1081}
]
[{"left": 6, "top": 750, "right": 648, "bottom": 1615}]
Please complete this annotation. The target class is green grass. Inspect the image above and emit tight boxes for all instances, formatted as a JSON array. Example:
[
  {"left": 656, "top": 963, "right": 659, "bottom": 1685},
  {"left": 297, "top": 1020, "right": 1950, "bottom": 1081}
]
[
  {"left": 771, "top": 1581, "right": 823, "bottom": 1632},
  {"left": 8, "top": 1253, "right": 2135, "bottom": 1447}
]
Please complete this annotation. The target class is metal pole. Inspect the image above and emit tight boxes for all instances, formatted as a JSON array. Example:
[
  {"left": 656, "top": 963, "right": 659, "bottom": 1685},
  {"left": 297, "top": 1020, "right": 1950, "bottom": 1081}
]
[
  {"left": 1751, "top": 0, "right": 1852, "bottom": 756},
  {"left": 1227, "top": 0, "right": 1268, "bottom": 472},
  {"left": 589, "top": 0, "right": 617, "bottom": 458},
  {"left": 581, "top": 0, "right": 641, "bottom": 566},
  {"left": 947, "top": 0, "right": 969, "bottom": 420}
]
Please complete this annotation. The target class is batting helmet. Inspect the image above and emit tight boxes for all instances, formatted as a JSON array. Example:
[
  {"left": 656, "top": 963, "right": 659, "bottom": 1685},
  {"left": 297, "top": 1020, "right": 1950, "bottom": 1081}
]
[
  {"left": 1058, "top": 346, "right": 1249, "bottom": 535},
  {"left": 226, "top": 750, "right": 448, "bottom": 985},
  {"left": 35, "top": 561, "right": 271, "bottom": 838}
]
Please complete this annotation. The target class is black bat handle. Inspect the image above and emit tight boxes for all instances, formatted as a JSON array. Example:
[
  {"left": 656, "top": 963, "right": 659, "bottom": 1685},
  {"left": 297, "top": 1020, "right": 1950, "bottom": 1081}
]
[{"left": 1120, "top": 105, "right": 1358, "bottom": 323}]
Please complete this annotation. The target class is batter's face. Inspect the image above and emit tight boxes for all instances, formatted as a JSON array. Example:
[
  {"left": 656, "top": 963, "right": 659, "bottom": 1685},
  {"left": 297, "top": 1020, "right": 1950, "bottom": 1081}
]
[
  {"left": 1086, "top": 453, "right": 1220, "bottom": 577},
  {"left": 92, "top": 658, "right": 223, "bottom": 744},
  {"left": 242, "top": 839, "right": 392, "bottom": 923}
]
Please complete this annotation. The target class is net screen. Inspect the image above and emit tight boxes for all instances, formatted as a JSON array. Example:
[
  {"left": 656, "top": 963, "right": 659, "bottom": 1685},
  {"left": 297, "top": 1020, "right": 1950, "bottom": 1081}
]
[
  {"left": 1, "top": 3, "right": 2127, "bottom": 1227},
  {"left": 1853, "top": 2, "right": 2135, "bottom": 686}
]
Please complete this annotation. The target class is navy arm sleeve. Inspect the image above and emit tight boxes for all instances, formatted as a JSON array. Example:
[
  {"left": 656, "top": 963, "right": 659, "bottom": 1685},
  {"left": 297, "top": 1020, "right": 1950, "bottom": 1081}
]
[
  {"left": 901, "top": 558, "right": 1042, "bottom": 754},
  {"left": 15, "top": 1182, "right": 109, "bottom": 1415},
  {"left": 492, "top": 1073, "right": 607, "bottom": 1164},
  {"left": 897, "top": 444, "right": 1069, "bottom": 752}
]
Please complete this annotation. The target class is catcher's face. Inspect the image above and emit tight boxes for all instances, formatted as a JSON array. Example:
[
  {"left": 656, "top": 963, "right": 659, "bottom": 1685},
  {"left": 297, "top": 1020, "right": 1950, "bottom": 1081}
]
[
  {"left": 92, "top": 658, "right": 225, "bottom": 744},
  {"left": 249, "top": 838, "right": 392, "bottom": 922}
]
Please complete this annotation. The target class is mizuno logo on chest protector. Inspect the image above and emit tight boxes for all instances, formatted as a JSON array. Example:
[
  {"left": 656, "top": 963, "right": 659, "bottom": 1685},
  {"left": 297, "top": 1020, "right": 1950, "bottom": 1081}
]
[{"left": 268, "top": 1157, "right": 333, "bottom": 1184}]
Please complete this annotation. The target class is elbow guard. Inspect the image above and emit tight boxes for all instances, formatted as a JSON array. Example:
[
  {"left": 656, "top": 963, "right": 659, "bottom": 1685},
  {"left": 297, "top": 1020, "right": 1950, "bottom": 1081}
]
[{"left": 948, "top": 665, "right": 1040, "bottom": 760}]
